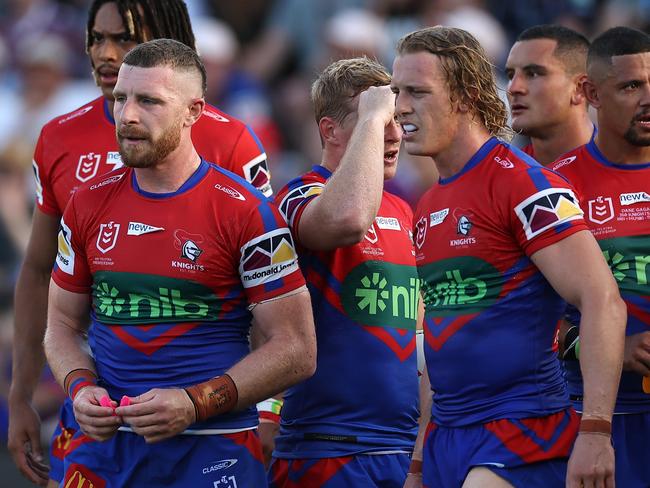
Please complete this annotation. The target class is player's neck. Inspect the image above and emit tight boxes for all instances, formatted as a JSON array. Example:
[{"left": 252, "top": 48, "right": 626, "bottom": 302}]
[
  {"left": 531, "top": 115, "right": 593, "bottom": 166},
  {"left": 434, "top": 123, "right": 492, "bottom": 180},
  {"left": 594, "top": 132, "right": 650, "bottom": 166},
  {"left": 133, "top": 140, "right": 202, "bottom": 193}
]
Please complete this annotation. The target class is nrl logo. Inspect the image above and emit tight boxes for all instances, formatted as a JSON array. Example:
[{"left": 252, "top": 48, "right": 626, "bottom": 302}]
[
  {"left": 415, "top": 216, "right": 427, "bottom": 249},
  {"left": 364, "top": 224, "right": 378, "bottom": 244},
  {"left": 588, "top": 196, "right": 614, "bottom": 224},
  {"left": 76, "top": 152, "right": 101, "bottom": 182},
  {"left": 96, "top": 221, "right": 120, "bottom": 254}
]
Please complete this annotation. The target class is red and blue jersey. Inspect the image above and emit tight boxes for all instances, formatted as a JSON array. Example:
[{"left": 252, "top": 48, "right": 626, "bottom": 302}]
[
  {"left": 415, "top": 137, "right": 588, "bottom": 427},
  {"left": 33, "top": 96, "right": 271, "bottom": 218},
  {"left": 52, "top": 161, "right": 303, "bottom": 431},
  {"left": 273, "top": 165, "right": 419, "bottom": 457},
  {"left": 553, "top": 141, "right": 650, "bottom": 414}
]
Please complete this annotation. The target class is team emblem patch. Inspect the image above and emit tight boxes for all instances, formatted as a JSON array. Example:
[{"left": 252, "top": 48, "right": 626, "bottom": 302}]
[
  {"left": 76, "top": 152, "right": 101, "bottom": 182},
  {"left": 415, "top": 216, "right": 427, "bottom": 249},
  {"left": 278, "top": 183, "right": 324, "bottom": 225},
  {"left": 243, "top": 155, "right": 272, "bottom": 196},
  {"left": 96, "top": 221, "right": 120, "bottom": 254},
  {"left": 364, "top": 224, "right": 378, "bottom": 244},
  {"left": 174, "top": 230, "right": 205, "bottom": 262},
  {"left": 515, "top": 188, "right": 583, "bottom": 240},
  {"left": 588, "top": 196, "right": 614, "bottom": 224},
  {"left": 239, "top": 228, "right": 299, "bottom": 287},
  {"left": 56, "top": 219, "right": 75, "bottom": 275}
]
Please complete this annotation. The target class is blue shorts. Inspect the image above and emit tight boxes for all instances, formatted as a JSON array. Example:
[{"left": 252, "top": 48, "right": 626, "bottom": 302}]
[
  {"left": 268, "top": 453, "right": 409, "bottom": 487},
  {"left": 60, "top": 428, "right": 265, "bottom": 487},
  {"left": 611, "top": 412, "right": 650, "bottom": 488},
  {"left": 423, "top": 408, "right": 578, "bottom": 488},
  {"left": 49, "top": 398, "right": 79, "bottom": 482}
]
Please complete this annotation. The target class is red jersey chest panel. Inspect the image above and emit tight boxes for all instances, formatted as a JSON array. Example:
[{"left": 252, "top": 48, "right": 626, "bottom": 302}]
[
  {"left": 53, "top": 163, "right": 302, "bottom": 327},
  {"left": 33, "top": 98, "right": 270, "bottom": 218}
]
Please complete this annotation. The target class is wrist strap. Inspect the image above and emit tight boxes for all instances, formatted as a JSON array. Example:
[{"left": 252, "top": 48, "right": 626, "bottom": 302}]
[
  {"left": 257, "top": 398, "right": 283, "bottom": 423},
  {"left": 408, "top": 459, "right": 423, "bottom": 474},
  {"left": 185, "top": 374, "right": 238, "bottom": 422},
  {"left": 64, "top": 368, "right": 97, "bottom": 400},
  {"left": 579, "top": 417, "right": 611, "bottom": 436}
]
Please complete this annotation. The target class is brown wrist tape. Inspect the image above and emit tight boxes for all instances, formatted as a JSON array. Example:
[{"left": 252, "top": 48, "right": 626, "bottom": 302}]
[
  {"left": 579, "top": 418, "right": 612, "bottom": 436},
  {"left": 185, "top": 374, "right": 238, "bottom": 422},
  {"left": 408, "top": 459, "right": 423, "bottom": 474},
  {"left": 63, "top": 368, "right": 97, "bottom": 400}
]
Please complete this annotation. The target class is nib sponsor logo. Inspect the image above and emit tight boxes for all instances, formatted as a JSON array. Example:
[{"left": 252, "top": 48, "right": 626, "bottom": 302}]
[{"left": 127, "top": 222, "right": 164, "bottom": 236}]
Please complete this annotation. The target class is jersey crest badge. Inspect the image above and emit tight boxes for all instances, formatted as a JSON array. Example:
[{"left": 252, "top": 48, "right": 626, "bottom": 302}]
[
  {"left": 515, "top": 188, "right": 583, "bottom": 240},
  {"left": 76, "top": 152, "right": 101, "bottom": 182},
  {"left": 415, "top": 216, "right": 427, "bottom": 249},
  {"left": 96, "top": 221, "right": 120, "bottom": 254},
  {"left": 588, "top": 196, "right": 614, "bottom": 224},
  {"left": 174, "top": 230, "right": 205, "bottom": 262},
  {"left": 364, "top": 224, "right": 378, "bottom": 244}
]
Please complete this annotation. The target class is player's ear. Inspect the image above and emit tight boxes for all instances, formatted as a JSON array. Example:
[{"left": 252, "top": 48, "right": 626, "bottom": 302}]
[
  {"left": 318, "top": 117, "right": 338, "bottom": 146},
  {"left": 186, "top": 98, "right": 205, "bottom": 126},
  {"left": 571, "top": 74, "right": 588, "bottom": 105},
  {"left": 582, "top": 78, "right": 600, "bottom": 108}
]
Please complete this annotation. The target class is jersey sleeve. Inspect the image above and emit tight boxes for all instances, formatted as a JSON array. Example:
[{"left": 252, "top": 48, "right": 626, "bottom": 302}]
[
  {"left": 275, "top": 178, "right": 325, "bottom": 246},
  {"left": 51, "top": 193, "right": 92, "bottom": 293},
  {"left": 32, "top": 128, "right": 61, "bottom": 216},
  {"left": 237, "top": 199, "right": 305, "bottom": 304},
  {"left": 508, "top": 166, "right": 589, "bottom": 256},
  {"left": 231, "top": 125, "right": 273, "bottom": 197}
]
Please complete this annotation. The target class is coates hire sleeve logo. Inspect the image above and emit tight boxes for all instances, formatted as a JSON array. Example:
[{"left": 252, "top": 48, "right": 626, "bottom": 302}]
[
  {"left": 514, "top": 188, "right": 583, "bottom": 240},
  {"left": 56, "top": 219, "right": 75, "bottom": 275},
  {"left": 239, "top": 228, "right": 299, "bottom": 287}
]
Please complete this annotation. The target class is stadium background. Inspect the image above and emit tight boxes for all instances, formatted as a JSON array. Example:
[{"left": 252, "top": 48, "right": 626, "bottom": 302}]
[{"left": 0, "top": 0, "right": 648, "bottom": 485}]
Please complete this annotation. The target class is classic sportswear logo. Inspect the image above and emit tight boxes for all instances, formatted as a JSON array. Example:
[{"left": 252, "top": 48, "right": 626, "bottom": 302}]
[
  {"left": 214, "top": 183, "right": 245, "bottom": 201},
  {"left": 515, "top": 188, "right": 583, "bottom": 240},
  {"left": 494, "top": 156, "right": 514, "bottom": 169},
  {"left": 239, "top": 228, "right": 299, "bottom": 287},
  {"left": 90, "top": 173, "right": 124, "bottom": 190},
  {"left": 58, "top": 105, "right": 93, "bottom": 125},
  {"left": 620, "top": 191, "right": 650, "bottom": 206},
  {"left": 92, "top": 271, "right": 221, "bottom": 324},
  {"left": 56, "top": 219, "right": 75, "bottom": 275},
  {"left": 341, "top": 262, "right": 419, "bottom": 330},
  {"left": 202, "top": 110, "right": 229, "bottom": 123},
  {"left": 202, "top": 459, "right": 238, "bottom": 475},
  {"left": 552, "top": 156, "right": 576, "bottom": 171},
  {"left": 127, "top": 222, "right": 164, "bottom": 236}
]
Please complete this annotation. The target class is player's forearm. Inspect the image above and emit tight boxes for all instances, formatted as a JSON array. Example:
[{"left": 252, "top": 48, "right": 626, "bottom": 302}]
[
  {"left": 9, "top": 263, "right": 50, "bottom": 400},
  {"left": 578, "top": 293, "right": 626, "bottom": 419},
  {"left": 227, "top": 325, "right": 316, "bottom": 409},
  {"left": 44, "top": 323, "right": 95, "bottom": 391},
  {"left": 309, "top": 118, "right": 385, "bottom": 242}
]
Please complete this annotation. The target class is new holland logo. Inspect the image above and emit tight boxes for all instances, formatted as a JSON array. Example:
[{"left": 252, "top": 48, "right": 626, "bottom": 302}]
[
  {"left": 96, "top": 221, "right": 120, "bottom": 254},
  {"left": 76, "top": 152, "right": 101, "bottom": 183},
  {"left": 278, "top": 183, "right": 324, "bottom": 225},
  {"left": 56, "top": 219, "right": 75, "bottom": 275},
  {"left": 588, "top": 196, "right": 614, "bottom": 225},
  {"left": 127, "top": 222, "right": 164, "bottom": 236},
  {"left": 243, "top": 155, "right": 272, "bottom": 197},
  {"left": 515, "top": 188, "right": 583, "bottom": 240},
  {"left": 239, "top": 228, "right": 298, "bottom": 287},
  {"left": 415, "top": 216, "right": 427, "bottom": 249}
]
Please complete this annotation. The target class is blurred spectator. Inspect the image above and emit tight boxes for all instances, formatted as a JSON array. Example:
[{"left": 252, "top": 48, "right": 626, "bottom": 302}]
[{"left": 194, "top": 17, "right": 283, "bottom": 156}]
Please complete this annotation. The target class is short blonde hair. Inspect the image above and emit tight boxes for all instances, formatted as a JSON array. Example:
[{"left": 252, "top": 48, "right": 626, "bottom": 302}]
[
  {"left": 397, "top": 26, "right": 509, "bottom": 138},
  {"left": 311, "top": 57, "right": 391, "bottom": 124}
]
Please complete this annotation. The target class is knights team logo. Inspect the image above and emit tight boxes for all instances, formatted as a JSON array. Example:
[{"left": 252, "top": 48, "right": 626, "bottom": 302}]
[
  {"left": 96, "top": 221, "right": 120, "bottom": 254},
  {"left": 76, "top": 152, "right": 101, "bottom": 182},
  {"left": 181, "top": 240, "right": 203, "bottom": 262},
  {"left": 415, "top": 216, "right": 427, "bottom": 249},
  {"left": 456, "top": 215, "right": 472, "bottom": 235},
  {"left": 588, "top": 196, "right": 614, "bottom": 225},
  {"left": 243, "top": 155, "right": 272, "bottom": 197}
]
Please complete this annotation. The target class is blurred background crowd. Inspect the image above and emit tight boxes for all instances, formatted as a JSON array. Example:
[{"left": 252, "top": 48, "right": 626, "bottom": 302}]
[{"left": 0, "top": 0, "right": 649, "bottom": 483}]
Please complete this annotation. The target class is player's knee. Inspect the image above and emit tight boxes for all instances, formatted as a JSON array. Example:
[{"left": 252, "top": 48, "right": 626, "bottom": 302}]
[{"left": 462, "top": 467, "right": 514, "bottom": 488}]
